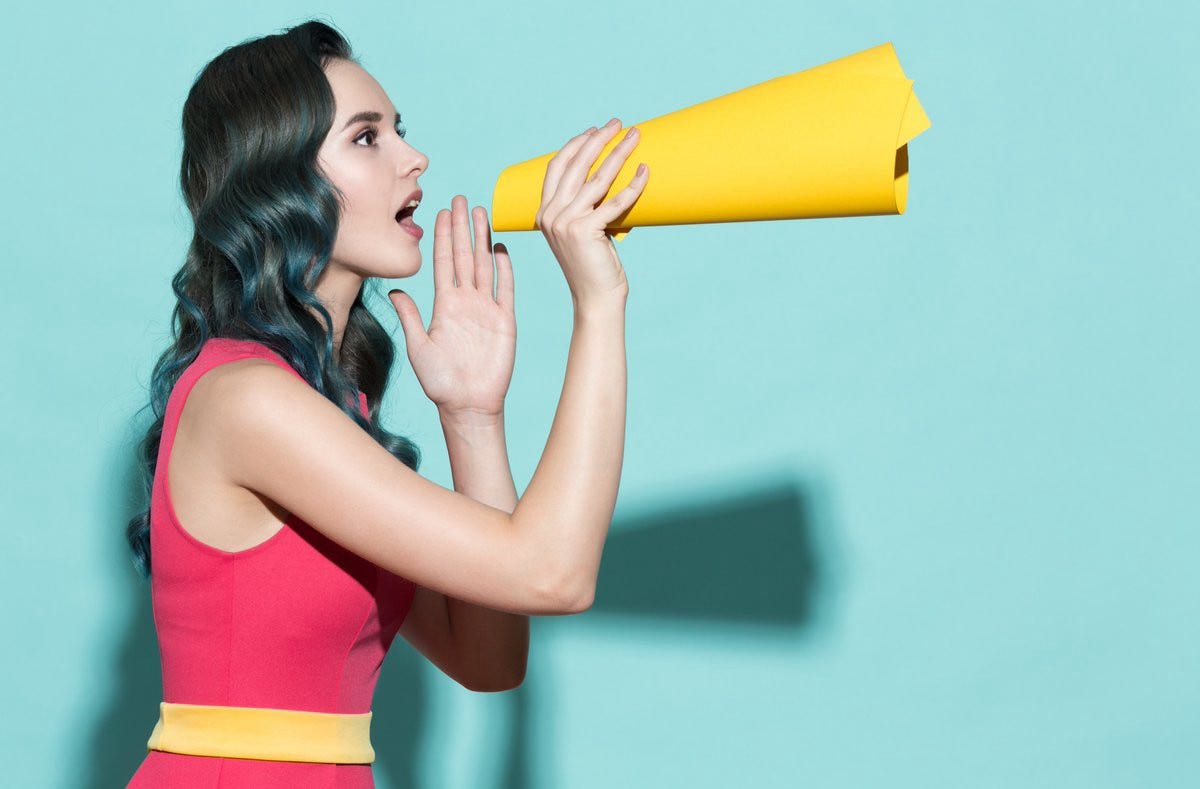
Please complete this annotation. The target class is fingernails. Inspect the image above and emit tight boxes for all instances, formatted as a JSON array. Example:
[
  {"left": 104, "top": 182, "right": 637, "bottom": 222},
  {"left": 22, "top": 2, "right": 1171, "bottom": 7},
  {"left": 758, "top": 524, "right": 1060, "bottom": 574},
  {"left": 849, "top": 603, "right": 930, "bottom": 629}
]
[
  {"left": 624, "top": 127, "right": 639, "bottom": 140},
  {"left": 604, "top": 117, "right": 619, "bottom": 129}
]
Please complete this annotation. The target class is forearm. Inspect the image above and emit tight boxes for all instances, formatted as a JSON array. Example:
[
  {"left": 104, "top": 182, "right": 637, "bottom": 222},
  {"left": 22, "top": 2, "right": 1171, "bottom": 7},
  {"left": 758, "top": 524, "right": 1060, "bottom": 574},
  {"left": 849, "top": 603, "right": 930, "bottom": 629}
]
[
  {"left": 438, "top": 410, "right": 529, "bottom": 689},
  {"left": 441, "top": 411, "right": 520, "bottom": 511},
  {"left": 514, "top": 296, "right": 628, "bottom": 607}
]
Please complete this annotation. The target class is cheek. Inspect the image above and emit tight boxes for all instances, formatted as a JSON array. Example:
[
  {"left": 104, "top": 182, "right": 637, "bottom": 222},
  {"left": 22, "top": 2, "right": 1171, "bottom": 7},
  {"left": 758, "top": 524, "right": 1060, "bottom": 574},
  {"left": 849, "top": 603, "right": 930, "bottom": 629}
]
[
  {"left": 340, "top": 176, "right": 380, "bottom": 219},
  {"left": 323, "top": 155, "right": 389, "bottom": 223}
]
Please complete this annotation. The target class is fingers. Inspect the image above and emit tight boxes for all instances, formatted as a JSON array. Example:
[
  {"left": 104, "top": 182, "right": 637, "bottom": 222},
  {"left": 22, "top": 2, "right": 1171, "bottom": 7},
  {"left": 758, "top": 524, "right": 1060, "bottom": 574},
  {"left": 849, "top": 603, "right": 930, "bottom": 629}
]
[
  {"left": 592, "top": 163, "right": 650, "bottom": 228},
  {"left": 540, "top": 127, "right": 598, "bottom": 223},
  {"left": 388, "top": 289, "right": 428, "bottom": 353},
  {"left": 494, "top": 242, "right": 514, "bottom": 311},
  {"left": 450, "top": 195, "right": 474, "bottom": 287},
  {"left": 565, "top": 125, "right": 640, "bottom": 216},
  {"left": 472, "top": 206, "right": 494, "bottom": 297},
  {"left": 437, "top": 196, "right": 507, "bottom": 303},
  {"left": 547, "top": 119, "right": 623, "bottom": 216},
  {"left": 432, "top": 208, "right": 454, "bottom": 292}
]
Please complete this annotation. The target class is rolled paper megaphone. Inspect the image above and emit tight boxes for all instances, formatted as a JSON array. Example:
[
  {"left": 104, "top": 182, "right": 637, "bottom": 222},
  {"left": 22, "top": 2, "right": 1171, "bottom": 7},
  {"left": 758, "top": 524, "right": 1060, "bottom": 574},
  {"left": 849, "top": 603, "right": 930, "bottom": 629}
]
[{"left": 490, "top": 41, "right": 931, "bottom": 241}]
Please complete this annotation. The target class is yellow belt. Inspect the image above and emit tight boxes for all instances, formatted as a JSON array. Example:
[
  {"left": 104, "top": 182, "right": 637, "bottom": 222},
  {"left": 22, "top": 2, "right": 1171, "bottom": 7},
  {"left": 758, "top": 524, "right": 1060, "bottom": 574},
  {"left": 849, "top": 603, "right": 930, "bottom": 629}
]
[{"left": 146, "top": 701, "right": 375, "bottom": 764}]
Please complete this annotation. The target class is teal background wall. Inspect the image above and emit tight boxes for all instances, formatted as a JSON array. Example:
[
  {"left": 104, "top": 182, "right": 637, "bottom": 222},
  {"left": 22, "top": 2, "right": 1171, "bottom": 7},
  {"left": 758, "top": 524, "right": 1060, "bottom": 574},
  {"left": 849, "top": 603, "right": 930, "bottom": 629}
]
[{"left": 3, "top": 1, "right": 1196, "bottom": 786}]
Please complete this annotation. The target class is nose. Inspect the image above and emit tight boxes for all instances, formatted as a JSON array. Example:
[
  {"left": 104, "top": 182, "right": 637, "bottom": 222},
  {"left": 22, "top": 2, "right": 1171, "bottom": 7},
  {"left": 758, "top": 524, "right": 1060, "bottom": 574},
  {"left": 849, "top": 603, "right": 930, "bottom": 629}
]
[{"left": 398, "top": 142, "right": 428, "bottom": 178}]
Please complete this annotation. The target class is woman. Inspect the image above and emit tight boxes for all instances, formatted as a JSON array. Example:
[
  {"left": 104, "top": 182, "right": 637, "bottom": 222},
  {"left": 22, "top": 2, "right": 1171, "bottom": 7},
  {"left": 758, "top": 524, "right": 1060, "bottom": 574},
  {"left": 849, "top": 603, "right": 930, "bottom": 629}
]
[{"left": 125, "top": 18, "right": 648, "bottom": 787}]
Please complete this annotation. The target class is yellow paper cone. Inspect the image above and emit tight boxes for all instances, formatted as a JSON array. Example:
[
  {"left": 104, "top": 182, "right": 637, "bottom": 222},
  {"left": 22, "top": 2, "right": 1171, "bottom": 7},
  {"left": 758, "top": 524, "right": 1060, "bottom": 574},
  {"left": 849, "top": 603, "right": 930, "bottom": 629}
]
[{"left": 490, "top": 41, "right": 931, "bottom": 241}]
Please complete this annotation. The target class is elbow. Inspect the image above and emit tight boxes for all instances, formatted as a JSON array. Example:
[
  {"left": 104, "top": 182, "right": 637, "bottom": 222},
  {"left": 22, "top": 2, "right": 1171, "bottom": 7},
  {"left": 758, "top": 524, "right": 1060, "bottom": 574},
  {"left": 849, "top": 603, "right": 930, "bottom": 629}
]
[
  {"left": 464, "top": 658, "right": 528, "bottom": 693},
  {"left": 464, "top": 670, "right": 526, "bottom": 693},
  {"left": 522, "top": 523, "right": 595, "bottom": 614},
  {"left": 535, "top": 564, "right": 593, "bottom": 615},
  {"left": 558, "top": 577, "right": 595, "bottom": 615},
  {"left": 542, "top": 553, "right": 594, "bottom": 614}
]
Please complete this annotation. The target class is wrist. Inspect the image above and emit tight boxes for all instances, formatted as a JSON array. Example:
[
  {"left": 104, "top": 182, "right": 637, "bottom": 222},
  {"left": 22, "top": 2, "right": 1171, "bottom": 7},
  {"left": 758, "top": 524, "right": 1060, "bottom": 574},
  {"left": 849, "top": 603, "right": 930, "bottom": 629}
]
[
  {"left": 572, "top": 290, "right": 628, "bottom": 323},
  {"left": 439, "top": 407, "right": 505, "bottom": 431}
]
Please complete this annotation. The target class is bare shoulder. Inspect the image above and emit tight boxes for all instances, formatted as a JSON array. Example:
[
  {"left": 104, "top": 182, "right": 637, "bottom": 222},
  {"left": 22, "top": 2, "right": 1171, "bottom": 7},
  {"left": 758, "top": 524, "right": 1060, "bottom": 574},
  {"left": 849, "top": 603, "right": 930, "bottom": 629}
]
[
  {"left": 171, "top": 358, "right": 301, "bottom": 552},
  {"left": 181, "top": 357, "right": 303, "bottom": 481},
  {"left": 189, "top": 356, "right": 300, "bottom": 414}
]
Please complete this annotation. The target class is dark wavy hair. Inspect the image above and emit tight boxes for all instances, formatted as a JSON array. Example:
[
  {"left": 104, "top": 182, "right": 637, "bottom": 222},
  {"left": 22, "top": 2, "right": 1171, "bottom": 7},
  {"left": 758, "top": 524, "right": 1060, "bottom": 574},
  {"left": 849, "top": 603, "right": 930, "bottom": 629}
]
[{"left": 126, "top": 18, "right": 421, "bottom": 580}]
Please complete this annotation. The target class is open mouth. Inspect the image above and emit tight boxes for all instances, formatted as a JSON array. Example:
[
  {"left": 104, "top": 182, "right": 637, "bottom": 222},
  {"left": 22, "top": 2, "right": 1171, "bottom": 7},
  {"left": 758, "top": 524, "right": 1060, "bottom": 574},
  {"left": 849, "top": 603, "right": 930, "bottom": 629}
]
[{"left": 395, "top": 206, "right": 416, "bottom": 223}]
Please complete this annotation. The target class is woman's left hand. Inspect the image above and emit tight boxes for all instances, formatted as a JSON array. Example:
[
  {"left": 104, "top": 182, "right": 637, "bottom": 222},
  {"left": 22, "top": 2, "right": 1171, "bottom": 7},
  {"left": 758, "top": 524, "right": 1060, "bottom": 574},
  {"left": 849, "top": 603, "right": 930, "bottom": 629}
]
[{"left": 389, "top": 195, "right": 515, "bottom": 421}]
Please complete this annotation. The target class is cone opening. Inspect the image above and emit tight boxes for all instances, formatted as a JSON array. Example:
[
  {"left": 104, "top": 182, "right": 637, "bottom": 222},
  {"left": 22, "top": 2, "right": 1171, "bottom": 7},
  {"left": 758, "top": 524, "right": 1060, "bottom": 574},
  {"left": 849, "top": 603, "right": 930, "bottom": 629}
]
[{"left": 894, "top": 144, "right": 910, "bottom": 214}]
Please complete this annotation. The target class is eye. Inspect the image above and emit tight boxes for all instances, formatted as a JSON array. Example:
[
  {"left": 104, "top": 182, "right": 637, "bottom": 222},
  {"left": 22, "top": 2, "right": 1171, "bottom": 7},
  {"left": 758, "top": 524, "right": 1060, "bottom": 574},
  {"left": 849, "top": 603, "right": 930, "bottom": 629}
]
[
  {"left": 353, "top": 121, "right": 407, "bottom": 147},
  {"left": 353, "top": 126, "right": 378, "bottom": 147}
]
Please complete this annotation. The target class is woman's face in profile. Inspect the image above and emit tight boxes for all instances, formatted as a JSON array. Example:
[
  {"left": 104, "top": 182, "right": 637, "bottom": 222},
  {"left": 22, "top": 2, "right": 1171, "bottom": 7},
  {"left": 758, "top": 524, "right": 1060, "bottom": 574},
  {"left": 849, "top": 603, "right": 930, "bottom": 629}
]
[{"left": 318, "top": 58, "right": 429, "bottom": 279}]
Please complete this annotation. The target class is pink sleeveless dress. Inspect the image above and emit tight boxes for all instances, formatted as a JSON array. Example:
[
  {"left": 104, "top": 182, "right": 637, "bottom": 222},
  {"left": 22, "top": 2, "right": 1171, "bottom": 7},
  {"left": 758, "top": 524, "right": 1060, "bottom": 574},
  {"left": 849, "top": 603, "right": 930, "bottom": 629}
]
[{"left": 127, "top": 337, "right": 416, "bottom": 788}]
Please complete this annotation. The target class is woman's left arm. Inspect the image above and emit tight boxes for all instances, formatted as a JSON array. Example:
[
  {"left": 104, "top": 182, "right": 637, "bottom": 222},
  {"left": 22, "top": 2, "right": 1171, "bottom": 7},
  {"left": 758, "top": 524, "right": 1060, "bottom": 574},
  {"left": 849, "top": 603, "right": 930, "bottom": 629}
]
[
  {"left": 437, "top": 408, "right": 529, "bottom": 691},
  {"left": 388, "top": 195, "right": 529, "bottom": 692}
]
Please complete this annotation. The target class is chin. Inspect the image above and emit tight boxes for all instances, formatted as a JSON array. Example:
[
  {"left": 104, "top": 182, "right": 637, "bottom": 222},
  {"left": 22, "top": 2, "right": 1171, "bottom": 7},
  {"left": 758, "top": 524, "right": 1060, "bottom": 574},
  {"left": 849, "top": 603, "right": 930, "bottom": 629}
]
[{"left": 376, "top": 251, "right": 422, "bottom": 280}]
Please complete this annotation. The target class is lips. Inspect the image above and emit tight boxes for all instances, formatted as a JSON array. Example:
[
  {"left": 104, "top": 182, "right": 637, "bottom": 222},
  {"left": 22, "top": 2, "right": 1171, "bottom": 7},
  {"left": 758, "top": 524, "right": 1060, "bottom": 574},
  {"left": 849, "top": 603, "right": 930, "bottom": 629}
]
[{"left": 394, "top": 188, "right": 422, "bottom": 222}]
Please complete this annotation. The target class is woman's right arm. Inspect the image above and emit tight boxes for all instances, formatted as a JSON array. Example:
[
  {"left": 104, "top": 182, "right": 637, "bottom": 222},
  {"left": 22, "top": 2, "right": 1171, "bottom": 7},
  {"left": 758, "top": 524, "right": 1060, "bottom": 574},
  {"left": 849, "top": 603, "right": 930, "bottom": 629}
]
[
  {"left": 206, "top": 316, "right": 618, "bottom": 618},
  {"left": 212, "top": 120, "right": 647, "bottom": 617}
]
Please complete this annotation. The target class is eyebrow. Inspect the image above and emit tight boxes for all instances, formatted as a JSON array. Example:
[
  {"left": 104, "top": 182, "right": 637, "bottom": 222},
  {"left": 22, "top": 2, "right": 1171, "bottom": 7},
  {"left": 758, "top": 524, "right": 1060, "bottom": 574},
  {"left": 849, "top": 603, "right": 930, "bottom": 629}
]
[{"left": 341, "top": 110, "right": 402, "bottom": 131}]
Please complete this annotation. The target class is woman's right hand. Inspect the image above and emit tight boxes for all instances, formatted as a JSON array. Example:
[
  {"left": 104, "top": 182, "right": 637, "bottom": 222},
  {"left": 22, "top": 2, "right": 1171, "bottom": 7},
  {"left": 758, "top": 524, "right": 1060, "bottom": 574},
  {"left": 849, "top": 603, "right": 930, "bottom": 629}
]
[{"left": 535, "top": 118, "right": 649, "bottom": 306}]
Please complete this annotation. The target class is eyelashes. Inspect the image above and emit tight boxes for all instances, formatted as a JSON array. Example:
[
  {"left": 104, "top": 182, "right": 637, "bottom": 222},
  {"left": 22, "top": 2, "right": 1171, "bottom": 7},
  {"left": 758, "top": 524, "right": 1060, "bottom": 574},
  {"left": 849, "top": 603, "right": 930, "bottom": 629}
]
[{"left": 354, "top": 121, "right": 407, "bottom": 147}]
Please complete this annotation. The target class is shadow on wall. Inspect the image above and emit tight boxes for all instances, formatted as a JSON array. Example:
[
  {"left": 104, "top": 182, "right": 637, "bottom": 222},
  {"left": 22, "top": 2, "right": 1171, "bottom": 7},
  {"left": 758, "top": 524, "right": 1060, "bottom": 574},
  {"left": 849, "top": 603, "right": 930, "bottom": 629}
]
[{"left": 83, "top": 447, "right": 838, "bottom": 788}]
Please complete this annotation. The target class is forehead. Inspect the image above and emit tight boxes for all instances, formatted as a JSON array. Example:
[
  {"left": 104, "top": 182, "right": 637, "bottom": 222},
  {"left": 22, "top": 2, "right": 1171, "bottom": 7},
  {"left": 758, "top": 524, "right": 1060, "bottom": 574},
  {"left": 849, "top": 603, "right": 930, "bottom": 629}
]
[{"left": 324, "top": 59, "right": 394, "bottom": 118}]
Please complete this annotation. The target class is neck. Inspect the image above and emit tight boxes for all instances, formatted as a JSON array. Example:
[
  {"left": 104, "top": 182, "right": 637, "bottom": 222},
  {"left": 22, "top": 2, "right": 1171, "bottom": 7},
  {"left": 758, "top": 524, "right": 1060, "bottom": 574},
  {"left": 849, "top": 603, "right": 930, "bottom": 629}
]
[{"left": 312, "top": 264, "right": 364, "bottom": 363}]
